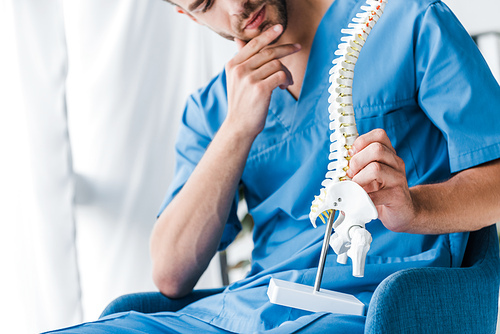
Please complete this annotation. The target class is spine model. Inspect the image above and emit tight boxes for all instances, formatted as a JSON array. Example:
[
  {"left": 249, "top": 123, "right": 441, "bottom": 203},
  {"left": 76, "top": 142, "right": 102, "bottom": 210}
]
[{"left": 309, "top": 0, "right": 387, "bottom": 277}]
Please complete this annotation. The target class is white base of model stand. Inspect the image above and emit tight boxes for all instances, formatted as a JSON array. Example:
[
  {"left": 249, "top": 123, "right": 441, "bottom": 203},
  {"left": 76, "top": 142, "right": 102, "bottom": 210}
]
[
  {"left": 267, "top": 278, "right": 365, "bottom": 315},
  {"left": 266, "top": 210, "right": 366, "bottom": 316}
]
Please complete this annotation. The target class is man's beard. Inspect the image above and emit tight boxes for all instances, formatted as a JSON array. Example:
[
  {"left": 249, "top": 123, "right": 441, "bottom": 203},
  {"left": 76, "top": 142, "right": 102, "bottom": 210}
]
[{"left": 216, "top": 0, "right": 288, "bottom": 42}]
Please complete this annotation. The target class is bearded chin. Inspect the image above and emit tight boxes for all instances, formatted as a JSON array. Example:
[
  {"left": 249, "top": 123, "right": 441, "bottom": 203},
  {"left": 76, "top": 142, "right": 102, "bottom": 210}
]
[
  {"left": 229, "top": 0, "right": 288, "bottom": 43},
  {"left": 274, "top": 0, "right": 288, "bottom": 32},
  {"left": 263, "top": 0, "right": 288, "bottom": 40}
]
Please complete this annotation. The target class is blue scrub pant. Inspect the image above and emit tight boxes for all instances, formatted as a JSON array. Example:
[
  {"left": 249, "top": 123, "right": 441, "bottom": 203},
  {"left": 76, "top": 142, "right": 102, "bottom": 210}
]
[{"left": 45, "top": 290, "right": 365, "bottom": 333}]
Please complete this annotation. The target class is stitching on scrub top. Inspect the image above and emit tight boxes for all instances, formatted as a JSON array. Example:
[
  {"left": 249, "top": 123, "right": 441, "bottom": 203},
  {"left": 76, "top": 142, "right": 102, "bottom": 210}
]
[
  {"left": 354, "top": 96, "right": 417, "bottom": 117},
  {"left": 451, "top": 142, "right": 500, "bottom": 171},
  {"left": 246, "top": 121, "right": 322, "bottom": 163}
]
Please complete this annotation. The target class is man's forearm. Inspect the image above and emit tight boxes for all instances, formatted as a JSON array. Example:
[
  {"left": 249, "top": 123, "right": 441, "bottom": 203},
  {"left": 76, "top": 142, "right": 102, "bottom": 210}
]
[
  {"left": 348, "top": 129, "right": 500, "bottom": 235},
  {"left": 409, "top": 159, "right": 500, "bottom": 234},
  {"left": 150, "top": 25, "right": 299, "bottom": 298},
  {"left": 150, "top": 121, "right": 256, "bottom": 298}
]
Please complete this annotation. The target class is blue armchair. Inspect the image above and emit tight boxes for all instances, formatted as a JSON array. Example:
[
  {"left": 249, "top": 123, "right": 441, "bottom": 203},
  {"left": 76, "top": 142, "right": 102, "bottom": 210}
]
[
  {"left": 365, "top": 224, "right": 499, "bottom": 333},
  {"left": 101, "top": 224, "right": 500, "bottom": 333}
]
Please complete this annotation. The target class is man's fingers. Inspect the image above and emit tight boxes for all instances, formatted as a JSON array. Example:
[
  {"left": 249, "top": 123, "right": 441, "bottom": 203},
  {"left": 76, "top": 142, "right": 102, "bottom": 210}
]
[
  {"left": 231, "top": 24, "right": 283, "bottom": 63},
  {"left": 347, "top": 141, "right": 403, "bottom": 178},
  {"left": 252, "top": 59, "right": 293, "bottom": 88},
  {"left": 351, "top": 162, "right": 386, "bottom": 193},
  {"left": 262, "top": 70, "right": 291, "bottom": 92},
  {"left": 235, "top": 38, "right": 246, "bottom": 51},
  {"left": 247, "top": 43, "right": 301, "bottom": 69},
  {"left": 278, "top": 63, "right": 293, "bottom": 89},
  {"left": 351, "top": 161, "right": 405, "bottom": 194},
  {"left": 228, "top": 24, "right": 299, "bottom": 93},
  {"left": 350, "top": 129, "right": 396, "bottom": 156}
]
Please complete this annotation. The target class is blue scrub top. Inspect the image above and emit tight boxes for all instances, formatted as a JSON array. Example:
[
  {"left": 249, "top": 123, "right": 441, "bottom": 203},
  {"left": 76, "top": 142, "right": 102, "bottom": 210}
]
[{"left": 157, "top": 0, "right": 500, "bottom": 332}]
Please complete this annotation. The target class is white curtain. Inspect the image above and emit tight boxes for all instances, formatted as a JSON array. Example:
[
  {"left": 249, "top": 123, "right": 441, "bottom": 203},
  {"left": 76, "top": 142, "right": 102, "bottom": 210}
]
[{"left": 0, "top": 0, "right": 234, "bottom": 333}]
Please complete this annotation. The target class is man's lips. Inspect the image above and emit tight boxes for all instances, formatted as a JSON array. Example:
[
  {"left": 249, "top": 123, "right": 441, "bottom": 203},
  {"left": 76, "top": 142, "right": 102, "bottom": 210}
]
[{"left": 244, "top": 6, "right": 266, "bottom": 30}]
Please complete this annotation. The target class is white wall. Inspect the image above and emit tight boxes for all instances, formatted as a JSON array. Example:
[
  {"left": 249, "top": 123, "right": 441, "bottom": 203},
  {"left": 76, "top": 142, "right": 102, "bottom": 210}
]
[
  {"left": 444, "top": 0, "right": 500, "bottom": 82},
  {"left": 444, "top": 0, "right": 500, "bottom": 35}
]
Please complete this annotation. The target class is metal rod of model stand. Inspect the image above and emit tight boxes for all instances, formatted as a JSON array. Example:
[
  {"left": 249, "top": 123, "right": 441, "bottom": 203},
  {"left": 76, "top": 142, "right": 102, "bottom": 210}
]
[{"left": 313, "top": 210, "right": 336, "bottom": 293}]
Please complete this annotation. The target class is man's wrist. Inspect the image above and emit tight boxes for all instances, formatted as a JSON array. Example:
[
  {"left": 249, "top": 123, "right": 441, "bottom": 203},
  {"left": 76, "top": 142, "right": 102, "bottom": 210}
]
[
  {"left": 218, "top": 117, "right": 260, "bottom": 148},
  {"left": 408, "top": 186, "right": 427, "bottom": 233}
]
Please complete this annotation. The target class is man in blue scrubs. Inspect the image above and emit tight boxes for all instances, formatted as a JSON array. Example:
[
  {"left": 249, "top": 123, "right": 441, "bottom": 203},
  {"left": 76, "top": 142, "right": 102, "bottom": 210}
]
[{"left": 49, "top": 0, "right": 500, "bottom": 332}]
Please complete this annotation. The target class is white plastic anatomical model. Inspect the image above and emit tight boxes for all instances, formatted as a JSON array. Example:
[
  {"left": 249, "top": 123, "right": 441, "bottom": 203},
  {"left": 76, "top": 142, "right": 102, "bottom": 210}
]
[
  {"left": 267, "top": 0, "right": 387, "bottom": 314},
  {"left": 309, "top": 0, "right": 387, "bottom": 278}
]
